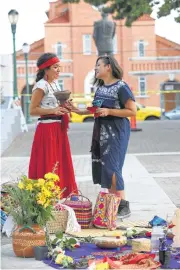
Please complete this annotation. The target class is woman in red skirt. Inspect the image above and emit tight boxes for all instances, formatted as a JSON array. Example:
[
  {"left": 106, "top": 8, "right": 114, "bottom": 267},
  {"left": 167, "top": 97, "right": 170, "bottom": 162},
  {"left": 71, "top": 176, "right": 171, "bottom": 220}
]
[{"left": 29, "top": 52, "right": 77, "bottom": 198}]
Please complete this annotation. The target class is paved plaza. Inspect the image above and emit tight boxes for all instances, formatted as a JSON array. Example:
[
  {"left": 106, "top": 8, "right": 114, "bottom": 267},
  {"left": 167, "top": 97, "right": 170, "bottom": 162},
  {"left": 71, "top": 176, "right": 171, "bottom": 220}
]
[{"left": 1, "top": 120, "right": 180, "bottom": 269}]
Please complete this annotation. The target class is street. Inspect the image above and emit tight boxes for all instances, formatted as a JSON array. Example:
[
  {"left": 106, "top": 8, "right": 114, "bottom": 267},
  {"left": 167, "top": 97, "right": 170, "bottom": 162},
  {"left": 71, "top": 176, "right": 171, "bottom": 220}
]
[
  {"left": 2, "top": 120, "right": 180, "bottom": 157},
  {"left": 1, "top": 120, "right": 180, "bottom": 208}
]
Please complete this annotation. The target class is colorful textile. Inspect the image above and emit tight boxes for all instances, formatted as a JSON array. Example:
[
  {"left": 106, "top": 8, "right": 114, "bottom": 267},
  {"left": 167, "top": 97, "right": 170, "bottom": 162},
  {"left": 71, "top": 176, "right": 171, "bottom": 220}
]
[
  {"left": 43, "top": 240, "right": 180, "bottom": 269},
  {"left": 92, "top": 192, "right": 120, "bottom": 230},
  {"left": 1, "top": 210, "right": 7, "bottom": 230},
  {"left": 149, "top": 215, "right": 167, "bottom": 227}
]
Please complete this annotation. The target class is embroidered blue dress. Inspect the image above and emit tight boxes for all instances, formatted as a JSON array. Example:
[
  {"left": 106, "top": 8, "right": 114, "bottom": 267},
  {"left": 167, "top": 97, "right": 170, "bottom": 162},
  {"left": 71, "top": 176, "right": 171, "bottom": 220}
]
[{"left": 91, "top": 80, "right": 135, "bottom": 191}]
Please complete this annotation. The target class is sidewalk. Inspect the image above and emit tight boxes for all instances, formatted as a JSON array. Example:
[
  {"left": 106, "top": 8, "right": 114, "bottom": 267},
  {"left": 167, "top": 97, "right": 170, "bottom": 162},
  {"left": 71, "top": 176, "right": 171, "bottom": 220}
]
[
  {"left": 1, "top": 154, "right": 177, "bottom": 269},
  {"left": 1, "top": 154, "right": 176, "bottom": 220}
]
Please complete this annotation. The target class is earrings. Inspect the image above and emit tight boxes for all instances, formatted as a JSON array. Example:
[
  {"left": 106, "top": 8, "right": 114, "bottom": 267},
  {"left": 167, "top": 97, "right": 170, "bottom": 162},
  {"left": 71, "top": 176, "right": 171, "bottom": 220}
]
[{"left": 44, "top": 73, "right": 48, "bottom": 81}]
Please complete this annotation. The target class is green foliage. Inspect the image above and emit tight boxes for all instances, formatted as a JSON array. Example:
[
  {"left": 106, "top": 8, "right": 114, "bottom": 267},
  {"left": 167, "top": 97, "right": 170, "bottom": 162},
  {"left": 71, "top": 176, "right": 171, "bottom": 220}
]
[
  {"left": 156, "top": 0, "right": 180, "bottom": 23},
  {"left": 62, "top": 0, "right": 180, "bottom": 26},
  {"left": 51, "top": 230, "right": 77, "bottom": 251},
  {"left": 2, "top": 173, "right": 61, "bottom": 227}
]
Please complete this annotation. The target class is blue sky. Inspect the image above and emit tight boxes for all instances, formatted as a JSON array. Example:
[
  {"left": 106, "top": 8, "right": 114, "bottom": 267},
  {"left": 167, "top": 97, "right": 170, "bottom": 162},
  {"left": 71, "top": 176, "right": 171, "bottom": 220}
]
[{"left": 0, "top": 0, "right": 180, "bottom": 54}]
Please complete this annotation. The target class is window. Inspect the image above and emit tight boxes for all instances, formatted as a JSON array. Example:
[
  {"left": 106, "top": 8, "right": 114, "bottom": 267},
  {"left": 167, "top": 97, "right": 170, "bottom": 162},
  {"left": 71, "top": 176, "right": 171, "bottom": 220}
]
[
  {"left": 138, "top": 77, "right": 146, "bottom": 96},
  {"left": 56, "top": 42, "right": 63, "bottom": 59},
  {"left": 138, "top": 40, "right": 145, "bottom": 57},
  {"left": 113, "top": 34, "right": 118, "bottom": 54},
  {"left": 83, "top": 34, "right": 92, "bottom": 55},
  {"left": 58, "top": 79, "right": 64, "bottom": 91}
]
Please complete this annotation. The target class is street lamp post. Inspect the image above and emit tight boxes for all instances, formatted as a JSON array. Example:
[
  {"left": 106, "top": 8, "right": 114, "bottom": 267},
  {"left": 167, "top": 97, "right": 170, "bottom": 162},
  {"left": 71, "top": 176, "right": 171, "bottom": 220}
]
[
  {"left": 8, "top": 9, "right": 19, "bottom": 99},
  {"left": 22, "top": 43, "right": 31, "bottom": 123}
]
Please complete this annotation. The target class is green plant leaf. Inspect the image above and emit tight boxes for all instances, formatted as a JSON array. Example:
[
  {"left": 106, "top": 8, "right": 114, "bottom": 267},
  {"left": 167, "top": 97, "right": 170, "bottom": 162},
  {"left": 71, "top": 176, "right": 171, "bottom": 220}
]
[
  {"left": 68, "top": 238, "right": 77, "bottom": 245},
  {"left": 55, "top": 231, "right": 63, "bottom": 239}
]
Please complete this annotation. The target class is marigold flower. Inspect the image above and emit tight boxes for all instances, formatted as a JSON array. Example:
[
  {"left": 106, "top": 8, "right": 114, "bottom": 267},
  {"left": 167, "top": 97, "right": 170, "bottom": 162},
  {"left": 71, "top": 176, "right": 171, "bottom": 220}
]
[
  {"left": 41, "top": 187, "right": 51, "bottom": 197},
  {"left": 45, "top": 181, "right": 54, "bottom": 189},
  {"left": 26, "top": 183, "right": 33, "bottom": 191},
  {"left": 18, "top": 181, "right": 24, "bottom": 189},
  {"left": 37, "top": 193, "right": 46, "bottom": 205},
  {"left": 38, "top": 178, "right": 45, "bottom": 185},
  {"left": 44, "top": 199, "right": 50, "bottom": 208},
  {"left": 37, "top": 200, "right": 45, "bottom": 205},
  {"left": 44, "top": 173, "right": 59, "bottom": 181}
]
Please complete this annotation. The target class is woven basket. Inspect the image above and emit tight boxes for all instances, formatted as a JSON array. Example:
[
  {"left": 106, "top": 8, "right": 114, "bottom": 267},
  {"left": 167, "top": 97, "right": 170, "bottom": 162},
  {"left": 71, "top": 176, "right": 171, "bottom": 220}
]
[
  {"left": 63, "top": 190, "right": 92, "bottom": 229},
  {"left": 46, "top": 209, "right": 68, "bottom": 234}
]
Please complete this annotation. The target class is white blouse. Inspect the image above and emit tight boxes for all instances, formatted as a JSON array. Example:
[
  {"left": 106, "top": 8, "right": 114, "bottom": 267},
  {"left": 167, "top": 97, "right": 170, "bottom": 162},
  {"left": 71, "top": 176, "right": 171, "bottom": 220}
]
[{"left": 32, "top": 78, "right": 61, "bottom": 109}]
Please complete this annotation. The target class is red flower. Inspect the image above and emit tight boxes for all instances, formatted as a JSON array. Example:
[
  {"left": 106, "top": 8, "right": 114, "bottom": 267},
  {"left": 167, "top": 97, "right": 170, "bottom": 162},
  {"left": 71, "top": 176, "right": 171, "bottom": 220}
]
[
  {"left": 74, "top": 244, "right": 80, "bottom": 248},
  {"left": 175, "top": 255, "right": 180, "bottom": 259},
  {"left": 168, "top": 223, "right": 175, "bottom": 229},
  {"left": 145, "top": 231, "right": 152, "bottom": 237}
]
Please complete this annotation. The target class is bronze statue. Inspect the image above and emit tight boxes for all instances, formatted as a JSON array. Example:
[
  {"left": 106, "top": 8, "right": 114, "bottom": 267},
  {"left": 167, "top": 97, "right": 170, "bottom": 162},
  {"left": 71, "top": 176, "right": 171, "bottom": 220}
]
[{"left": 93, "top": 12, "right": 116, "bottom": 56}]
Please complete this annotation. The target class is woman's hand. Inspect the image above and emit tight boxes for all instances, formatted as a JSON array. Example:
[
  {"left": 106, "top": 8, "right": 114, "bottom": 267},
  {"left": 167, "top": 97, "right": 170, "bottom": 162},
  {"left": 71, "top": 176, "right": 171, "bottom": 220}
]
[
  {"left": 64, "top": 100, "right": 80, "bottom": 113},
  {"left": 64, "top": 100, "right": 73, "bottom": 111},
  {"left": 52, "top": 106, "right": 69, "bottom": 115},
  {"left": 96, "top": 108, "right": 110, "bottom": 117}
]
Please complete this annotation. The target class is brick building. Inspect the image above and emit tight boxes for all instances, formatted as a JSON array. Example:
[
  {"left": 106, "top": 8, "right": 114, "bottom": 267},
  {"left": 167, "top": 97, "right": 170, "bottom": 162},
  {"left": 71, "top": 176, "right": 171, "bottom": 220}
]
[{"left": 16, "top": 0, "right": 180, "bottom": 111}]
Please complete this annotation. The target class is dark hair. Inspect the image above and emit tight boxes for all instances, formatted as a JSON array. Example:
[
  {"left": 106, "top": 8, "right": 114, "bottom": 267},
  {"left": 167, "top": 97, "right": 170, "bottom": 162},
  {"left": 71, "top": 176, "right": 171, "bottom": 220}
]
[
  {"left": 35, "top": 52, "right": 57, "bottom": 82},
  {"left": 93, "top": 56, "right": 123, "bottom": 87}
]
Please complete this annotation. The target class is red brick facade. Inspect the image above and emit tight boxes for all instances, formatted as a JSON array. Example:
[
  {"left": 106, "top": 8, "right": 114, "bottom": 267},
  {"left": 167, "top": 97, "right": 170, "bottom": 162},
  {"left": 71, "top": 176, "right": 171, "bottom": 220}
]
[{"left": 17, "top": 0, "right": 180, "bottom": 108}]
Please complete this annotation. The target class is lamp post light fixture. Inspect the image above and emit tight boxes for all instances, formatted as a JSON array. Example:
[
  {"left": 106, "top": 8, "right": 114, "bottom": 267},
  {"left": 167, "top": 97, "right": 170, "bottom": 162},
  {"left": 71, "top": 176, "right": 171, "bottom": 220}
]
[
  {"left": 8, "top": 9, "right": 19, "bottom": 99},
  {"left": 22, "top": 42, "right": 31, "bottom": 123}
]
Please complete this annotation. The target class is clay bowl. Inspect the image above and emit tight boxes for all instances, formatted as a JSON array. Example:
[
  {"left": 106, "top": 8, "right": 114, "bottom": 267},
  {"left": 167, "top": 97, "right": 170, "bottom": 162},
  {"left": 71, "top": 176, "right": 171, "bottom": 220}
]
[
  {"left": 94, "top": 236, "right": 127, "bottom": 249},
  {"left": 54, "top": 90, "right": 71, "bottom": 104}
]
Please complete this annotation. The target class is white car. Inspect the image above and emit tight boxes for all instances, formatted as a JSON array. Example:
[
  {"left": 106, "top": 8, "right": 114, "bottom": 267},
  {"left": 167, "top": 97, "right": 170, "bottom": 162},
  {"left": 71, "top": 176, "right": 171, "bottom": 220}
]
[{"left": 164, "top": 107, "right": 180, "bottom": 120}]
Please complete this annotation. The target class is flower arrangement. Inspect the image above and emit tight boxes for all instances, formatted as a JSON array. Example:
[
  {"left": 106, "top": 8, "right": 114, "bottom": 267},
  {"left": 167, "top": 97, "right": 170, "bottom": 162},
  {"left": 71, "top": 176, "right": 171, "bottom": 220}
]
[
  {"left": 2, "top": 171, "right": 63, "bottom": 227},
  {"left": 47, "top": 231, "right": 79, "bottom": 267}
]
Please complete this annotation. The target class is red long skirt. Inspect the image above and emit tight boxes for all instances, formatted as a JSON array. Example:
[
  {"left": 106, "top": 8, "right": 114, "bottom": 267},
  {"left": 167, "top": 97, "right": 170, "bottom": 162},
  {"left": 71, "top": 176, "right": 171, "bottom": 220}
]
[{"left": 28, "top": 122, "right": 77, "bottom": 198}]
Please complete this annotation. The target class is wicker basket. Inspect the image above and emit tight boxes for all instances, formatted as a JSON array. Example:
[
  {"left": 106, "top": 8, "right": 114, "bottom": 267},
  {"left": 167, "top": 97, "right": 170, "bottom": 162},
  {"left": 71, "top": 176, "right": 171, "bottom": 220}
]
[
  {"left": 63, "top": 190, "right": 92, "bottom": 229},
  {"left": 46, "top": 209, "right": 68, "bottom": 234}
]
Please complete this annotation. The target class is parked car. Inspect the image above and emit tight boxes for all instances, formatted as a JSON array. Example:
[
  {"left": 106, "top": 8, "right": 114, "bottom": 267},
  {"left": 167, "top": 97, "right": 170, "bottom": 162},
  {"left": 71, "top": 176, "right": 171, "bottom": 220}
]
[
  {"left": 70, "top": 98, "right": 163, "bottom": 123},
  {"left": 164, "top": 107, "right": 180, "bottom": 120}
]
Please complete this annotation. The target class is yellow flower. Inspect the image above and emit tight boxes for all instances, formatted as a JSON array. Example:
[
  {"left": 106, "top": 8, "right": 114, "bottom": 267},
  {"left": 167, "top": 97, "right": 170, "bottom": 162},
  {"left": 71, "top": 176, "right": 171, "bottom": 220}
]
[
  {"left": 25, "top": 183, "right": 33, "bottom": 191},
  {"left": 52, "top": 174, "right": 59, "bottom": 181},
  {"left": 44, "top": 199, "right": 50, "bottom": 208},
  {"left": 41, "top": 187, "right": 51, "bottom": 197},
  {"left": 44, "top": 173, "right": 59, "bottom": 181},
  {"left": 55, "top": 186, "right": 60, "bottom": 192},
  {"left": 45, "top": 181, "right": 54, "bottom": 189},
  {"left": 38, "top": 178, "right": 45, "bottom": 185},
  {"left": 37, "top": 200, "right": 45, "bottom": 205},
  {"left": 34, "top": 183, "right": 40, "bottom": 188},
  {"left": 55, "top": 254, "right": 64, "bottom": 264},
  {"left": 37, "top": 193, "right": 46, "bottom": 205},
  {"left": 66, "top": 256, "right": 73, "bottom": 263},
  {"left": 44, "top": 173, "right": 53, "bottom": 179},
  {"left": 18, "top": 181, "right": 24, "bottom": 189}
]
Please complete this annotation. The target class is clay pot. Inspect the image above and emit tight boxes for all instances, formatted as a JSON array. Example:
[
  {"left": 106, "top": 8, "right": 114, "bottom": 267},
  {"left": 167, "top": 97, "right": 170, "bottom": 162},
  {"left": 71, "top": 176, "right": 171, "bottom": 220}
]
[
  {"left": 12, "top": 224, "right": 46, "bottom": 258},
  {"left": 53, "top": 90, "right": 71, "bottom": 104}
]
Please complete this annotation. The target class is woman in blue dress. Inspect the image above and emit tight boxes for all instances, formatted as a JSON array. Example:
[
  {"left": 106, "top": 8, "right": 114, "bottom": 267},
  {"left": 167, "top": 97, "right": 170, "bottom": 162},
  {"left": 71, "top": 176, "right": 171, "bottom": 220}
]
[{"left": 71, "top": 56, "right": 137, "bottom": 218}]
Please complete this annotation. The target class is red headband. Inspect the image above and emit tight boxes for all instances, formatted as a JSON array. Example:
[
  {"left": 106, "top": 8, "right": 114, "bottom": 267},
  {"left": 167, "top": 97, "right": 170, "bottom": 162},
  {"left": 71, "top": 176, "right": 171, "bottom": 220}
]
[{"left": 38, "top": 57, "right": 60, "bottom": 70}]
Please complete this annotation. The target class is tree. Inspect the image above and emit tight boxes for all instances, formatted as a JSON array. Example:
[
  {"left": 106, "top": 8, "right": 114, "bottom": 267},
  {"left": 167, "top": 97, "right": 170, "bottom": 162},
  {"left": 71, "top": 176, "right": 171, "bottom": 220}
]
[{"left": 62, "top": 0, "right": 180, "bottom": 26}]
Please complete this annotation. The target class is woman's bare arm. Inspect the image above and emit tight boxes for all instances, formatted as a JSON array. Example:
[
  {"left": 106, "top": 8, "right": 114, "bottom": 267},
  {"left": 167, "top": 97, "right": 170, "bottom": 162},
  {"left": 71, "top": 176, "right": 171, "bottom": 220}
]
[{"left": 30, "top": 89, "right": 68, "bottom": 116}]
